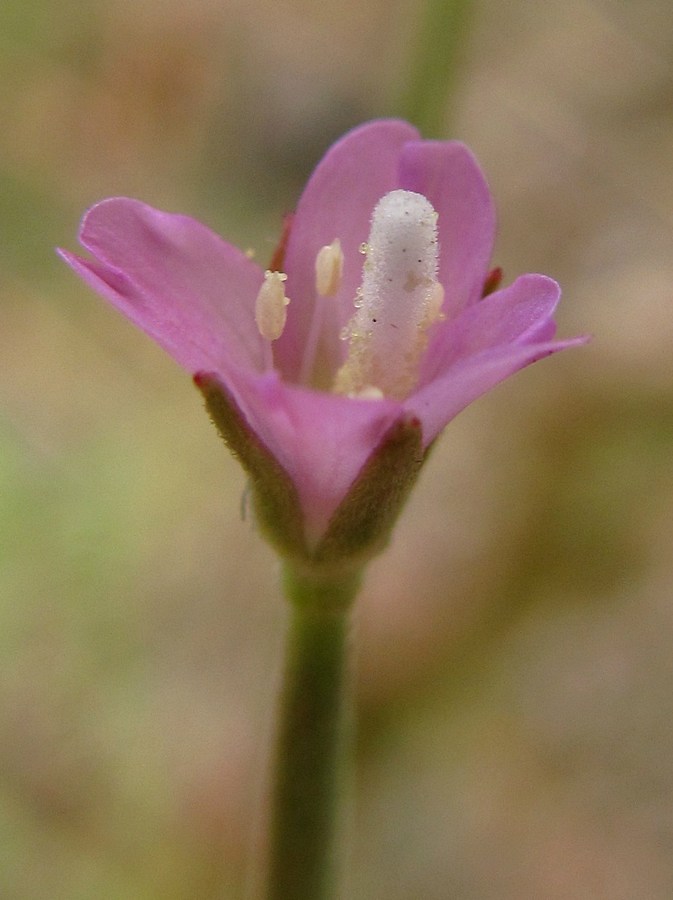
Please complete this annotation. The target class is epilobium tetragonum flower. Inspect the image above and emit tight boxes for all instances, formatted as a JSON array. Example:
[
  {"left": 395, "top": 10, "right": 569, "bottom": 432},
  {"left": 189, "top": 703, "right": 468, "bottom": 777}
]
[{"left": 60, "top": 120, "right": 585, "bottom": 570}]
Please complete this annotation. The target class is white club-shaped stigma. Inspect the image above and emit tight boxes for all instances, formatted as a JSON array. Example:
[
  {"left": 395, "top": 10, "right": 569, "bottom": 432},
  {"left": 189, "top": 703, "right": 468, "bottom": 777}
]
[{"left": 335, "top": 189, "right": 444, "bottom": 400}]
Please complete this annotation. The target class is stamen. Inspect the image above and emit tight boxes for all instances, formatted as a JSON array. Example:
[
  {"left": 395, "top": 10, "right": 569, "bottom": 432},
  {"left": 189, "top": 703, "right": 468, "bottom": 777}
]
[
  {"left": 315, "top": 239, "right": 344, "bottom": 297},
  {"left": 422, "top": 282, "right": 446, "bottom": 328},
  {"left": 335, "top": 189, "right": 443, "bottom": 400},
  {"left": 347, "top": 385, "right": 385, "bottom": 401},
  {"left": 255, "top": 271, "right": 290, "bottom": 341}
]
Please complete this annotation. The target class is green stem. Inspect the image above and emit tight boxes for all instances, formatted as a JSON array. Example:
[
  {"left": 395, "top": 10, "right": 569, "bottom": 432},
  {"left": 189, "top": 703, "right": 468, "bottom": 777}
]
[
  {"left": 399, "top": 0, "right": 474, "bottom": 137},
  {"left": 263, "top": 567, "right": 361, "bottom": 900}
]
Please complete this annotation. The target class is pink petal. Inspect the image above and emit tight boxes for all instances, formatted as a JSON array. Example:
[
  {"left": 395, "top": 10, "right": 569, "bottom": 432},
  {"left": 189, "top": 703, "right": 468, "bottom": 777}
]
[
  {"left": 420, "top": 274, "right": 562, "bottom": 385},
  {"left": 59, "top": 198, "right": 268, "bottom": 374},
  {"left": 399, "top": 141, "right": 496, "bottom": 318},
  {"left": 275, "top": 119, "right": 420, "bottom": 385},
  {"left": 212, "top": 365, "right": 403, "bottom": 544},
  {"left": 407, "top": 336, "right": 589, "bottom": 446}
]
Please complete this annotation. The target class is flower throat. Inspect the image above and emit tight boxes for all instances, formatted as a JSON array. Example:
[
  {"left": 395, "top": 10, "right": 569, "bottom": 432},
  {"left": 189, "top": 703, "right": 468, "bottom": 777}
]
[{"left": 256, "top": 189, "right": 443, "bottom": 400}]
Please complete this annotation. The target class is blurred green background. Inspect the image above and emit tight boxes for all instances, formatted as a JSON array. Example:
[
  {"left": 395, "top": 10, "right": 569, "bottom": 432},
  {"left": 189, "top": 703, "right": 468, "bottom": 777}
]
[{"left": 2, "top": 0, "right": 673, "bottom": 897}]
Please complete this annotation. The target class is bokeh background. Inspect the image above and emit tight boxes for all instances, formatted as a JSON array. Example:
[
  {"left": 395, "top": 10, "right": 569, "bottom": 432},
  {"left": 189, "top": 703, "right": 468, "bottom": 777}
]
[{"left": 2, "top": 0, "right": 673, "bottom": 897}]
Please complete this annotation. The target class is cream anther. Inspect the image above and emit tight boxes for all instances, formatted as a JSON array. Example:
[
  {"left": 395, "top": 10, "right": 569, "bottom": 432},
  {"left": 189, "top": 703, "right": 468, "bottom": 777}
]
[
  {"left": 315, "top": 239, "right": 344, "bottom": 297},
  {"left": 255, "top": 270, "right": 290, "bottom": 341},
  {"left": 348, "top": 385, "right": 384, "bottom": 401},
  {"left": 423, "top": 282, "right": 446, "bottom": 327},
  {"left": 335, "top": 189, "right": 443, "bottom": 400}
]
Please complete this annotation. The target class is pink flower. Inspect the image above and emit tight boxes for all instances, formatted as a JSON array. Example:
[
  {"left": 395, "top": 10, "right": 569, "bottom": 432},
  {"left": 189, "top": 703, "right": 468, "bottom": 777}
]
[{"left": 59, "top": 120, "right": 585, "bottom": 556}]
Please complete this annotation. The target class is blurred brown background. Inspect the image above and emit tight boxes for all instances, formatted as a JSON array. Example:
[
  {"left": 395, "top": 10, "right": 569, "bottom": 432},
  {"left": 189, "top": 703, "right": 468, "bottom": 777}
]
[{"left": 2, "top": 0, "right": 673, "bottom": 897}]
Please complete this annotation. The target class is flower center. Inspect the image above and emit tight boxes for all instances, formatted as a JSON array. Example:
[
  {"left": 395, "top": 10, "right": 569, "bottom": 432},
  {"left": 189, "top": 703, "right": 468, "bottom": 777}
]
[
  {"left": 254, "top": 190, "right": 443, "bottom": 399},
  {"left": 334, "top": 189, "right": 443, "bottom": 400}
]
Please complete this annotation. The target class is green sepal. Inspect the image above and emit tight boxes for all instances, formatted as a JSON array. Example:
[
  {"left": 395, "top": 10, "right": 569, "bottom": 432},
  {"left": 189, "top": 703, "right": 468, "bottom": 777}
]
[{"left": 195, "top": 373, "right": 428, "bottom": 577}]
